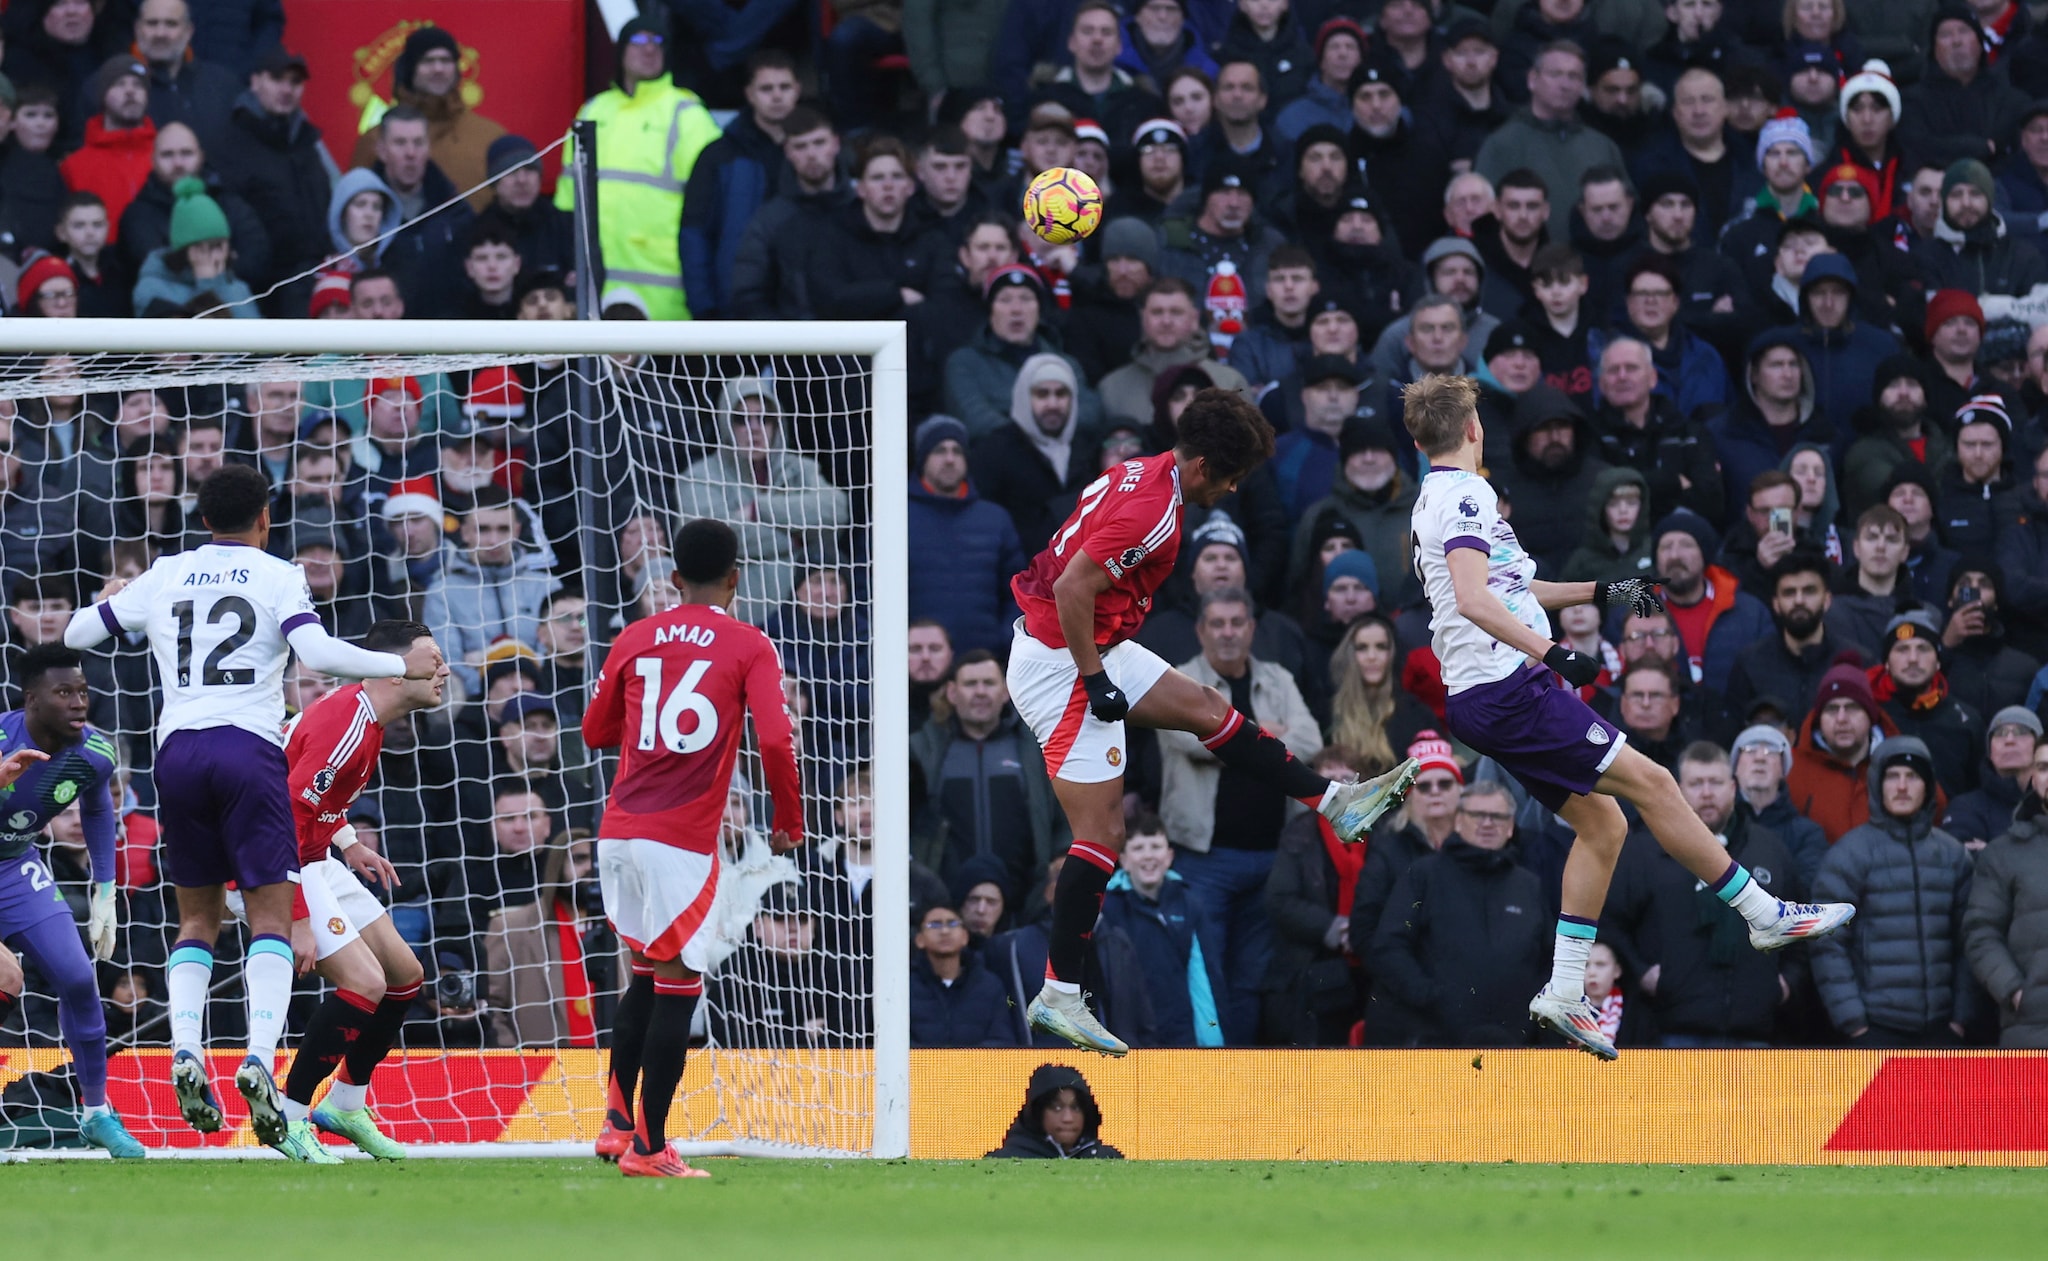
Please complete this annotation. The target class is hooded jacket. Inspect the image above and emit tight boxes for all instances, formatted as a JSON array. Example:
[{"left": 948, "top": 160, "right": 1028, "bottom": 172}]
[
  {"left": 1964, "top": 803, "right": 2048, "bottom": 1046},
  {"left": 943, "top": 324, "right": 1102, "bottom": 442},
  {"left": 1561, "top": 465, "right": 1657, "bottom": 583},
  {"left": 421, "top": 531, "right": 561, "bottom": 699},
  {"left": 1288, "top": 466, "right": 1420, "bottom": 613},
  {"left": 965, "top": 353, "right": 1098, "bottom": 556},
  {"left": 322, "top": 167, "right": 403, "bottom": 271},
  {"left": 1491, "top": 384, "right": 1610, "bottom": 576},
  {"left": 215, "top": 90, "right": 338, "bottom": 291},
  {"left": 1790, "top": 255, "right": 1901, "bottom": 436},
  {"left": 1913, "top": 208, "right": 2048, "bottom": 299},
  {"left": 1813, "top": 736, "right": 1978, "bottom": 1036},
  {"left": 674, "top": 377, "right": 853, "bottom": 618},
  {"left": 1603, "top": 813, "right": 1807, "bottom": 1041},
  {"left": 1707, "top": 330, "right": 1834, "bottom": 523},
  {"left": 983, "top": 1064, "right": 1125, "bottom": 1159},
  {"left": 1100, "top": 869, "right": 1229, "bottom": 1047},
  {"left": 1368, "top": 837, "right": 1553, "bottom": 1047}
]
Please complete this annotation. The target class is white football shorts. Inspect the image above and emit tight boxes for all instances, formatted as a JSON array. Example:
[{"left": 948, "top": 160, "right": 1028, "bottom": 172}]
[
  {"left": 598, "top": 838, "right": 720, "bottom": 971},
  {"left": 1006, "top": 620, "right": 1173, "bottom": 785}
]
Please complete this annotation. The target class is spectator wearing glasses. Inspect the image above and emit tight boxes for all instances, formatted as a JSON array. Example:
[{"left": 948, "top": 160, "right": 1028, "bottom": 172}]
[
  {"left": 1789, "top": 662, "right": 1903, "bottom": 842},
  {"left": 1368, "top": 780, "right": 1549, "bottom": 1048},
  {"left": 1732, "top": 723, "right": 1831, "bottom": 885},
  {"left": 907, "top": 902, "right": 1018, "bottom": 1048},
  {"left": 1614, "top": 657, "right": 1694, "bottom": 772},
  {"left": 1589, "top": 256, "right": 1729, "bottom": 420},
  {"left": 1943, "top": 707, "right": 2042, "bottom": 854},
  {"left": 1965, "top": 738, "right": 2048, "bottom": 1047}
]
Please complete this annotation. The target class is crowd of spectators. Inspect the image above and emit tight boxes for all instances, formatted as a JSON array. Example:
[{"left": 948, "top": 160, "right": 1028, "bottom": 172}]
[{"left": 6, "top": 0, "right": 2048, "bottom": 1064}]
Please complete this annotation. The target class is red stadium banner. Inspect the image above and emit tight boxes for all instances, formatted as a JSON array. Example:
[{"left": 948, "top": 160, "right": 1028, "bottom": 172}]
[{"left": 278, "top": 0, "right": 587, "bottom": 187}]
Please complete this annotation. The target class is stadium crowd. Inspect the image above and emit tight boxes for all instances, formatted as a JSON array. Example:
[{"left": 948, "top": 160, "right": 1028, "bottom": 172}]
[{"left": 4, "top": 0, "right": 2048, "bottom": 1097}]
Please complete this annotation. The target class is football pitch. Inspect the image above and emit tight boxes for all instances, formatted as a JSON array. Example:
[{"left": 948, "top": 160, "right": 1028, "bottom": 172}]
[{"left": 7, "top": 1158, "right": 2048, "bottom": 1260}]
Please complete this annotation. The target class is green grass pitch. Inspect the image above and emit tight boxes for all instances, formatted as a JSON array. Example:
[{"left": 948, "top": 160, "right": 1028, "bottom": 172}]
[{"left": 7, "top": 1158, "right": 2047, "bottom": 1259}]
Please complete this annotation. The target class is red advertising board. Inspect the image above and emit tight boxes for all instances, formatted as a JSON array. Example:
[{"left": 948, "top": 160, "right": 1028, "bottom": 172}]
[{"left": 279, "top": 0, "right": 587, "bottom": 188}]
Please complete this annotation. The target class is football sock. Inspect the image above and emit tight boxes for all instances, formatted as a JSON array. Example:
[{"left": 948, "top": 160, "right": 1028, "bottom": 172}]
[
  {"left": 607, "top": 968, "right": 655, "bottom": 1127},
  {"left": 1044, "top": 840, "right": 1117, "bottom": 990},
  {"left": 634, "top": 976, "right": 700, "bottom": 1154},
  {"left": 1202, "top": 710, "right": 1330, "bottom": 804},
  {"left": 1550, "top": 915, "right": 1599, "bottom": 1001},
  {"left": 286, "top": 988, "right": 378, "bottom": 1114},
  {"left": 244, "top": 935, "right": 296, "bottom": 1065},
  {"left": 1711, "top": 861, "right": 1781, "bottom": 929},
  {"left": 167, "top": 938, "right": 214, "bottom": 1057},
  {"left": 333, "top": 979, "right": 419, "bottom": 1112}
]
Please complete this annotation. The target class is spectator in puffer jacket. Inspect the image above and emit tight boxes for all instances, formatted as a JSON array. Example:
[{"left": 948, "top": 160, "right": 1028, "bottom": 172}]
[
  {"left": 904, "top": 416, "right": 1024, "bottom": 656},
  {"left": 1813, "top": 735, "right": 1978, "bottom": 1047},
  {"left": 422, "top": 485, "right": 562, "bottom": 698},
  {"left": 1098, "top": 818, "right": 1229, "bottom": 1046},
  {"left": 1942, "top": 706, "right": 2040, "bottom": 853},
  {"left": 983, "top": 1063, "right": 1124, "bottom": 1159},
  {"left": 907, "top": 902, "right": 1019, "bottom": 1047},
  {"left": 1965, "top": 747, "right": 2048, "bottom": 1048},
  {"left": 1731, "top": 723, "right": 1831, "bottom": 886}
]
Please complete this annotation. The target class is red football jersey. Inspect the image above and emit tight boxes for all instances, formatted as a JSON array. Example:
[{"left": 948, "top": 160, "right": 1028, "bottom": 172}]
[
  {"left": 1013, "top": 453, "right": 1184, "bottom": 648},
  {"left": 582, "top": 602, "right": 802, "bottom": 854},
  {"left": 284, "top": 684, "right": 385, "bottom": 866}
]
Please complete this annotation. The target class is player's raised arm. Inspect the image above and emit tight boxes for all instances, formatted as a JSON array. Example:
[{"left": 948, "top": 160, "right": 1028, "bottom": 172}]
[
  {"left": 64, "top": 571, "right": 155, "bottom": 649},
  {"left": 1530, "top": 577, "right": 1670, "bottom": 616}
]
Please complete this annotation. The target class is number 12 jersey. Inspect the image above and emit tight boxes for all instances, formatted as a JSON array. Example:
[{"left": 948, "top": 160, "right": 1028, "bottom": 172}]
[{"left": 582, "top": 602, "right": 803, "bottom": 854}]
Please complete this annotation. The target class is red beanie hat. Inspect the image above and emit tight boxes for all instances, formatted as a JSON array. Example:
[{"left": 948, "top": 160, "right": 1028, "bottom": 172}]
[
  {"left": 17, "top": 255, "right": 77, "bottom": 314},
  {"left": 1925, "top": 288, "right": 1985, "bottom": 342}
]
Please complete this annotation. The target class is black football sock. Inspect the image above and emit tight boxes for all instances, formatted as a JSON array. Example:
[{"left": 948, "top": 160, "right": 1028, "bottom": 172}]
[
  {"left": 1202, "top": 709, "right": 1331, "bottom": 803},
  {"left": 634, "top": 977, "right": 700, "bottom": 1155},
  {"left": 607, "top": 968, "right": 655, "bottom": 1129},
  {"left": 336, "top": 979, "right": 420, "bottom": 1097},
  {"left": 1045, "top": 840, "right": 1118, "bottom": 986},
  {"left": 286, "top": 988, "right": 378, "bottom": 1108}
]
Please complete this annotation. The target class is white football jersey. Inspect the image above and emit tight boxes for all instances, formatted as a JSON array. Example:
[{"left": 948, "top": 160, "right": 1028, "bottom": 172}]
[
  {"left": 103, "top": 542, "right": 319, "bottom": 746},
  {"left": 1411, "top": 467, "right": 1551, "bottom": 693}
]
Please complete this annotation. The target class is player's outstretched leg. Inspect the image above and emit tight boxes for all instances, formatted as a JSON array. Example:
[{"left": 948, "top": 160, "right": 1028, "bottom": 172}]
[
  {"left": 1027, "top": 779, "right": 1131, "bottom": 1056},
  {"left": 599, "top": 963, "right": 655, "bottom": 1162},
  {"left": 11, "top": 917, "right": 144, "bottom": 1157},
  {"left": 312, "top": 920, "right": 422, "bottom": 1162},
  {"left": 619, "top": 968, "right": 711, "bottom": 1178},
  {"left": 1600, "top": 748, "right": 1855, "bottom": 950}
]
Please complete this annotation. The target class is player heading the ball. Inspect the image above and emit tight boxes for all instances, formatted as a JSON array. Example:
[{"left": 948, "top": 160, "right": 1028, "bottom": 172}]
[
  {"left": 1402, "top": 373, "right": 1855, "bottom": 1060},
  {"left": 65, "top": 464, "right": 440, "bottom": 1145},
  {"left": 582, "top": 517, "right": 803, "bottom": 1179}
]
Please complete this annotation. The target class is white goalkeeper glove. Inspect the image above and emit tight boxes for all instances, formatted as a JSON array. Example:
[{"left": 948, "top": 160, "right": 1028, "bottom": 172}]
[{"left": 88, "top": 880, "right": 117, "bottom": 961}]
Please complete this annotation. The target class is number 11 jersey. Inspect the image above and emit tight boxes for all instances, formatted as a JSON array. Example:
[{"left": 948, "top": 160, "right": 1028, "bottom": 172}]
[
  {"left": 581, "top": 602, "right": 804, "bottom": 854},
  {"left": 102, "top": 541, "right": 325, "bottom": 747}
]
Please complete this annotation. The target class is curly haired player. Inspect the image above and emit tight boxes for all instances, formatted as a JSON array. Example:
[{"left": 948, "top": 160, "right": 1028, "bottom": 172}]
[
  {"left": 1401, "top": 373, "right": 1855, "bottom": 1059},
  {"left": 1007, "top": 387, "right": 1419, "bottom": 1056}
]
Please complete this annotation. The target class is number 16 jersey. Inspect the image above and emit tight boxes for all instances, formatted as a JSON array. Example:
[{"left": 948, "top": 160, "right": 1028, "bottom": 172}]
[{"left": 581, "top": 602, "right": 804, "bottom": 854}]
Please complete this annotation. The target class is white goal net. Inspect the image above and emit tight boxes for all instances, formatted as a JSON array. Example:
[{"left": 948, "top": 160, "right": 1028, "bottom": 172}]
[{"left": 0, "top": 319, "right": 909, "bottom": 1159}]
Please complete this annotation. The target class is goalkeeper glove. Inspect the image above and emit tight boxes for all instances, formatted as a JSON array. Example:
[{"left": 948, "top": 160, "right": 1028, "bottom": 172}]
[
  {"left": 1543, "top": 643, "right": 1602, "bottom": 688},
  {"left": 1080, "top": 670, "right": 1129, "bottom": 723},
  {"left": 88, "top": 881, "right": 117, "bottom": 962},
  {"left": 1594, "top": 575, "right": 1668, "bottom": 619}
]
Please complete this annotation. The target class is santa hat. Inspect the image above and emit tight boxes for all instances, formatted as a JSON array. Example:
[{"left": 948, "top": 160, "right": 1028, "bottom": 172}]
[
  {"left": 1755, "top": 107, "right": 1815, "bottom": 171},
  {"left": 1839, "top": 60, "right": 1900, "bottom": 123},
  {"left": 381, "top": 475, "right": 441, "bottom": 521},
  {"left": 369, "top": 374, "right": 421, "bottom": 401},
  {"left": 308, "top": 272, "right": 353, "bottom": 318},
  {"left": 1073, "top": 118, "right": 1110, "bottom": 149},
  {"left": 465, "top": 365, "right": 526, "bottom": 419}
]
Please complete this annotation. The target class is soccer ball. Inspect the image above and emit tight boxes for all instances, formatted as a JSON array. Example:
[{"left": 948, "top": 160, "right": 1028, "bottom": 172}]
[{"left": 1023, "top": 167, "right": 1103, "bottom": 245}]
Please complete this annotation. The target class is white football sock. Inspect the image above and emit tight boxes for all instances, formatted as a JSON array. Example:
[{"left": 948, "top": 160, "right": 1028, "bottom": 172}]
[
  {"left": 324, "top": 1079, "right": 368, "bottom": 1113},
  {"left": 244, "top": 937, "right": 295, "bottom": 1064},
  {"left": 166, "top": 943, "right": 213, "bottom": 1057},
  {"left": 1728, "top": 876, "right": 1781, "bottom": 929}
]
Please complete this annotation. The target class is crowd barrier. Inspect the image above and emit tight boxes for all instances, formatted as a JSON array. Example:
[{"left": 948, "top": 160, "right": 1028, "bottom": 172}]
[{"left": 4, "top": 1049, "right": 2043, "bottom": 1163}]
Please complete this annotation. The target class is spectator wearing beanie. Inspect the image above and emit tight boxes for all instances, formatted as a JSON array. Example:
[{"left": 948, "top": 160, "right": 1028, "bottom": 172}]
[
  {"left": 1418, "top": 18, "right": 1511, "bottom": 168},
  {"left": 1731, "top": 723, "right": 1832, "bottom": 885},
  {"left": 1923, "top": 288, "right": 1991, "bottom": 420},
  {"left": 1964, "top": 754, "right": 2048, "bottom": 1047},
  {"left": 1869, "top": 610, "right": 1984, "bottom": 797},
  {"left": 1880, "top": 463, "right": 1961, "bottom": 607},
  {"left": 60, "top": 57, "right": 158, "bottom": 239},
  {"left": 1789, "top": 660, "right": 1906, "bottom": 841},
  {"left": 1900, "top": 5, "right": 2030, "bottom": 166},
  {"left": 474, "top": 134, "right": 574, "bottom": 279},
  {"left": 1343, "top": 60, "right": 1452, "bottom": 259},
  {"left": 130, "top": 177, "right": 257, "bottom": 317},
  {"left": 349, "top": 25, "right": 508, "bottom": 210},
  {"left": 1345, "top": 731, "right": 1464, "bottom": 979},
  {"left": 1276, "top": 17, "right": 1368, "bottom": 142},
  {"left": 1912, "top": 156, "right": 2048, "bottom": 299},
  {"left": 1287, "top": 415, "right": 1417, "bottom": 613},
  {"left": 1843, "top": 357, "right": 1955, "bottom": 519},
  {"left": 1106, "top": 118, "right": 1190, "bottom": 226},
  {"left": 943, "top": 264, "right": 1102, "bottom": 442},
  {"left": 1813, "top": 735, "right": 1976, "bottom": 1047},
  {"left": 1943, "top": 706, "right": 2042, "bottom": 852},
  {"left": 15, "top": 254, "right": 78, "bottom": 317},
  {"left": 1835, "top": 61, "right": 1905, "bottom": 221},
  {"left": 906, "top": 415, "right": 1024, "bottom": 657},
  {"left": 1707, "top": 330, "right": 1832, "bottom": 523},
  {"left": 1155, "top": 153, "right": 1288, "bottom": 352},
  {"left": 1938, "top": 559, "right": 2041, "bottom": 721},
  {"left": 1646, "top": 507, "right": 1774, "bottom": 685}
]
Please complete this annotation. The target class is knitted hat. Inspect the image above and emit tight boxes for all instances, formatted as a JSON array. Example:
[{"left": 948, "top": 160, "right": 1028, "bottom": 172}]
[
  {"left": 1812, "top": 661, "right": 1881, "bottom": 723},
  {"left": 1874, "top": 735, "right": 1937, "bottom": 790},
  {"left": 486, "top": 134, "right": 539, "bottom": 181},
  {"left": 1817, "top": 162, "right": 1880, "bottom": 205},
  {"left": 1651, "top": 508, "right": 1720, "bottom": 560},
  {"left": 308, "top": 272, "right": 353, "bottom": 318},
  {"left": 1099, "top": 217, "right": 1159, "bottom": 268},
  {"left": 1755, "top": 108, "right": 1815, "bottom": 171},
  {"left": 370, "top": 375, "right": 422, "bottom": 401},
  {"left": 1309, "top": 507, "right": 1364, "bottom": 550},
  {"left": 1073, "top": 118, "right": 1110, "bottom": 150},
  {"left": 91, "top": 56, "right": 147, "bottom": 107},
  {"left": 168, "top": 178, "right": 230, "bottom": 251},
  {"left": 1943, "top": 157, "right": 1996, "bottom": 203},
  {"left": 1731, "top": 724, "right": 1794, "bottom": 767},
  {"left": 1407, "top": 730, "right": 1464, "bottom": 784},
  {"left": 1883, "top": 609, "right": 1944, "bottom": 648},
  {"left": 1131, "top": 118, "right": 1187, "bottom": 152},
  {"left": 1587, "top": 37, "right": 1640, "bottom": 85},
  {"left": 1202, "top": 152, "right": 1257, "bottom": 198},
  {"left": 1323, "top": 548, "right": 1379, "bottom": 598},
  {"left": 913, "top": 414, "right": 969, "bottom": 470},
  {"left": 1955, "top": 393, "right": 2013, "bottom": 436},
  {"left": 465, "top": 365, "right": 525, "bottom": 419},
  {"left": 1980, "top": 318, "right": 2032, "bottom": 368},
  {"left": 297, "top": 410, "right": 350, "bottom": 441},
  {"left": 396, "top": 25, "right": 460, "bottom": 92},
  {"left": 1840, "top": 60, "right": 1900, "bottom": 122},
  {"left": 382, "top": 475, "right": 441, "bottom": 521},
  {"left": 1024, "top": 101, "right": 1076, "bottom": 135},
  {"left": 1339, "top": 415, "right": 1401, "bottom": 460},
  {"left": 1189, "top": 514, "right": 1249, "bottom": 564},
  {"left": 1990, "top": 705, "right": 2044, "bottom": 738},
  {"left": 1638, "top": 170, "right": 1701, "bottom": 207},
  {"left": 1485, "top": 321, "right": 1539, "bottom": 361},
  {"left": 1925, "top": 288, "right": 1986, "bottom": 340},
  {"left": 1304, "top": 353, "right": 1363, "bottom": 386},
  {"left": 1422, "top": 235, "right": 1485, "bottom": 279},
  {"left": 983, "top": 262, "right": 1050, "bottom": 307},
  {"left": 16, "top": 254, "right": 76, "bottom": 312},
  {"left": 1295, "top": 123, "right": 1349, "bottom": 157},
  {"left": 1314, "top": 16, "right": 1368, "bottom": 61},
  {"left": 1347, "top": 60, "right": 1404, "bottom": 101}
]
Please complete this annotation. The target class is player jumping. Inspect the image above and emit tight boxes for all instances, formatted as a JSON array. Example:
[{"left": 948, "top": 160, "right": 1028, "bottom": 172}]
[
  {"left": 0, "top": 645, "right": 143, "bottom": 1157},
  {"left": 66, "top": 465, "right": 440, "bottom": 1145},
  {"left": 1400, "top": 374, "right": 1855, "bottom": 1059},
  {"left": 267, "top": 619, "right": 450, "bottom": 1164},
  {"left": 582, "top": 519, "right": 803, "bottom": 1179},
  {"left": 1008, "top": 388, "right": 1420, "bottom": 1057}
]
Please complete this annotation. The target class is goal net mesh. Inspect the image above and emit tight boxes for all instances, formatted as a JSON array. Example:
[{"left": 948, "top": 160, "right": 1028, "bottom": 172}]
[{"left": 0, "top": 342, "right": 883, "bottom": 1156}]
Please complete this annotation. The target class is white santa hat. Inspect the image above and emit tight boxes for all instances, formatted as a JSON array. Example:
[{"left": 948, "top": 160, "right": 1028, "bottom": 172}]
[{"left": 1839, "top": 60, "right": 1901, "bottom": 124}]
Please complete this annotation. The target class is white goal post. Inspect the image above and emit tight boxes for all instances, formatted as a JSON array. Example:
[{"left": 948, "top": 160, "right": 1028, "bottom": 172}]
[{"left": 0, "top": 318, "right": 909, "bottom": 1160}]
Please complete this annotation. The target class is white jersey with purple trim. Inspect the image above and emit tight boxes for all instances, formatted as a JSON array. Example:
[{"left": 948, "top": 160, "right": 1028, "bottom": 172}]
[
  {"left": 1412, "top": 467, "right": 1550, "bottom": 693},
  {"left": 101, "top": 542, "right": 321, "bottom": 746}
]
